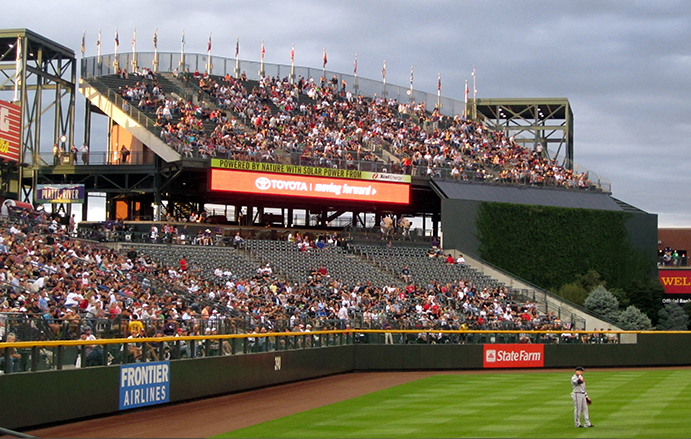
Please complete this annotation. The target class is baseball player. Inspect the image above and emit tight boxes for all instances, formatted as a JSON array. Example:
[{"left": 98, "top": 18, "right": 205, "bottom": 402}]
[{"left": 571, "top": 366, "right": 593, "bottom": 428}]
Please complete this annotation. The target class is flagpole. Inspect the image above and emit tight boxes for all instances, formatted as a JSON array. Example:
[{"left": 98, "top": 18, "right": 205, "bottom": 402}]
[
  {"left": 153, "top": 28, "right": 158, "bottom": 73},
  {"left": 472, "top": 65, "right": 477, "bottom": 119},
  {"left": 290, "top": 43, "right": 295, "bottom": 85},
  {"left": 234, "top": 36, "right": 240, "bottom": 79},
  {"left": 113, "top": 28, "right": 119, "bottom": 72},
  {"left": 180, "top": 29, "right": 185, "bottom": 71},
  {"left": 353, "top": 53, "right": 359, "bottom": 96},
  {"left": 322, "top": 47, "right": 327, "bottom": 83},
  {"left": 131, "top": 27, "right": 137, "bottom": 73},
  {"left": 437, "top": 73, "right": 441, "bottom": 109},
  {"left": 97, "top": 29, "right": 102, "bottom": 74},
  {"left": 408, "top": 66, "right": 414, "bottom": 103},
  {"left": 464, "top": 79, "right": 469, "bottom": 118},
  {"left": 259, "top": 40, "right": 265, "bottom": 78},
  {"left": 206, "top": 32, "right": 212, "bottom": 74}
]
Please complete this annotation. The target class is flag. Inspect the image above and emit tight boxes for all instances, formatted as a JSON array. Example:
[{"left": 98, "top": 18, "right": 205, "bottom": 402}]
[
  {"left": 437, "top": 73, "right": 441, "bottom": 93},
  {"left": 96, "top": 29, "right": 101, "bottom": 49},
  {"left": 81, "top": 31, "right": 85, "bottom": 56},
  {"left": 261, "top": 40, "right": 265, "bottom": 60},
  {"left": 354, "top": 53, "right": 358, "bottom": 75},
  {"left": 132, "top": 28, "right": 136, "bottom": 53},
  {"left": 207, "top": 33, "right": 212, "bottom": 53},
  {"left": 114, "top": 28, "right": 119, "bottom": 49},
  {"left": 410, "top": 66, "right": 413, "bottom": 87},
  {"left": 464, "top": 80, "right": 469, "bottom": 103},
  {"left": 181, "top": 29, "right": 185, "bottom": 47},
  {"left": 235, "top": 37, "right": 239, "bottom": 58},
  {"left": 153, "top": 28, "right": 158, "bottom": 50},
  {"left": 322, "top": 48, "right": 327, "bottom": 68},
  {"left": 382, "top": 60, "right": 386, "bottom": 81},
  {"left": 290, "top": 43, "right": 294, "bottom": 64}
]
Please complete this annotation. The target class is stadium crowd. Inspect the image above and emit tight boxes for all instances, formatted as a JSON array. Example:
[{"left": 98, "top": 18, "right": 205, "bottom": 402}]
[
  {"left": 0, "top": 205, "right": 579, "bottom": 350},
  {"left": 114, "top": 69, "right": 592, "bottom": 189}
]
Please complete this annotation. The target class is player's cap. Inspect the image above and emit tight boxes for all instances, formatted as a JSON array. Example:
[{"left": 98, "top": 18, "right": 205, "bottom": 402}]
[{"left": 575, "top": 366, "right": 584, "bottom": 371}]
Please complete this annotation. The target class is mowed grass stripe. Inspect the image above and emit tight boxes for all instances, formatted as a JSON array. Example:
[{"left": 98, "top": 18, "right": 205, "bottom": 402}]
[{"left": 215, "top": 369, "right": 691, "bottom": 438}]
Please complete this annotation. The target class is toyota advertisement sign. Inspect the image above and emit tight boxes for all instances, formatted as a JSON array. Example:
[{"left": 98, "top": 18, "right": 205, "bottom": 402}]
[
  {"left": 210, "top": 168, "right": 410, "bottom": 204},
  {"left": 483, "top": 344, "right": 544, "bottom": 369}
]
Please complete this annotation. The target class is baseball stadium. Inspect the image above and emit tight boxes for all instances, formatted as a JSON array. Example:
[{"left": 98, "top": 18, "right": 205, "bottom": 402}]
[{"left": 1, "top": 29, "right": 690, "bottom": 438}]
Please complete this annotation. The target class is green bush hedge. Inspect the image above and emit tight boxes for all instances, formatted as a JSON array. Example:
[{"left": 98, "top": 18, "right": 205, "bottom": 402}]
[{"left": 477, "top": 202, "right": 652, "bottom": 292}]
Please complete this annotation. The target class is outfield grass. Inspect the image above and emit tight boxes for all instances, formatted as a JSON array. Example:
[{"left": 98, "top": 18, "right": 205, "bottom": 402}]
[{"left": 214, "top": 369, "right": 691, "bottom": 438}]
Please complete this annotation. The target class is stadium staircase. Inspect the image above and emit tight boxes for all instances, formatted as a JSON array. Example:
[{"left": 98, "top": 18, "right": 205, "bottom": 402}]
[{"left": 80, "top": 75, "right": 181, "bottom": 162}]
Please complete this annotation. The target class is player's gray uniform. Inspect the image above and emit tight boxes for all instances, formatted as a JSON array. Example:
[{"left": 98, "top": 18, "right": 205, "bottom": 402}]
[{"left": 571, "top": 373, "right": 591, "bottom": 427}]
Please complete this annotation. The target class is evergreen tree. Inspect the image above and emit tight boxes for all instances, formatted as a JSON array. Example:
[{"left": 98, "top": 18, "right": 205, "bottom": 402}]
[
  {"left": 617, "top": 305, "right": 653, "bottom": 330},
  {"left": 625, "top": 280, "right": 665, "bottom": 326},
  {"left": 657, "top": 302, "right": 689, "bottom": 330},
  {"left": 583, "top": 285, "right": 619, "bottom": 322},
  {"left": 556, "top": 283, "right": 588, "bottom": 306}
]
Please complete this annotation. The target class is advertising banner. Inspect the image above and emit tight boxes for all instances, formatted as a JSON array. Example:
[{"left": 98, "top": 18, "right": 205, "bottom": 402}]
[
  {"left": 210, "top": 159, "right": 412, "bottom": 183},
  {"left": 0, "top": 99, "right": 21, "bottom": 163},
  {"left": 35, "top": 184, "right": 85, "bottom": 204},
  {"left": 483, "top": 344, "right": 544, "bottom": 369},
  {"left": 119, "top": 361, "right": 170, "bottom": 410},
  {"left": 210, "top": 168, "right": 410, "bottom": 204},
  {"left": 659, "top": 269, "right": 691, "bottom": 295}
]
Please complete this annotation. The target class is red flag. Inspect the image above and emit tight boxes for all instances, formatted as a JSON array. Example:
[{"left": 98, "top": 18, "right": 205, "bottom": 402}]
[
  {"left": 322, "top": 48, "right": 327, "bottom": 68},
  {"left": 261, "top": 40, "right": 265, "bottom": 60},
  {"left": 207, "top": 33, "right": 212, "bottom": 53},
  {"left": 290, "top": 43, "right": 294, "bottom": 64},
  {"left": 464, "top": 80, "right": 469, "bottom": 103}
]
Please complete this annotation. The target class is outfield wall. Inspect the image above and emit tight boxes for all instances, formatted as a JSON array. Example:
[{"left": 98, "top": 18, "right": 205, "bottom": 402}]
[{"left": 3, "top": 334, "right": 691, "bottom": 430}]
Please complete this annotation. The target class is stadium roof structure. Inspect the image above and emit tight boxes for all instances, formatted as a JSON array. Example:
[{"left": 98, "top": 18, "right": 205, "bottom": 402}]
[
  {"left": 472, "top": 97, "right": 573, "bottom": 170},
  {"left": 432, "top": 181, "right": 620, "bottom": 211},
  {"left": 0, "top": 29, "right": 77, "bottom": 203},
  {"left": 0, "top": 29, "right": 75, "bottom": 63}
]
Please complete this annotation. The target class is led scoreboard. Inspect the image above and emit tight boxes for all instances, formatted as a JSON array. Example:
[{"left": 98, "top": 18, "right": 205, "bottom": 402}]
[{"left": 210, "top": 160, "right": 410, "bottom": 204}]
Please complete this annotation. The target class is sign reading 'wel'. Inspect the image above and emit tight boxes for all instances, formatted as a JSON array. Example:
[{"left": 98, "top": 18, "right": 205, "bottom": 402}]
[{"left": 483, "top": 344, "right": 544, "bottom": 368}]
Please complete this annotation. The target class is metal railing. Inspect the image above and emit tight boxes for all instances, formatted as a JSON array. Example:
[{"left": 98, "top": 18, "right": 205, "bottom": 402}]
[
  {"left": 1, "top": 328, "right": 629, "bottom": 375},
  {"left": 37, "top": 150, "right": 152, "bottom": 166}
]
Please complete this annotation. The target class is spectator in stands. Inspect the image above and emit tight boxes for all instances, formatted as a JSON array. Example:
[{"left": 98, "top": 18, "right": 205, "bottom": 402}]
[
  {"left": 119, "top": 145, "right": 130, "bottom": 164},
  {"left": 456, "top": 254, "right": 466, "bottom": 266},
  {"left": 0, "top": 332, "right": 21, "bottom": 373},
  {"left": 401, "top": 265, "right": 411, "bottom": 283},
  {"left": 79, "top": 144, "right": 89, "bottom": 165}
]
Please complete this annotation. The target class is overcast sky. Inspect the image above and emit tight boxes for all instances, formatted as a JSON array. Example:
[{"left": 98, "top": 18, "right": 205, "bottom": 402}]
[{"left": 4, "top": 0, "right": 691, "bottom": 227}]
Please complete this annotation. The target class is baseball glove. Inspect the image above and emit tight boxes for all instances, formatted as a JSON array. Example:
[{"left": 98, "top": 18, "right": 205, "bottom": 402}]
[{"left": 586, "top": 397, "right": 592, "bottom": 405}]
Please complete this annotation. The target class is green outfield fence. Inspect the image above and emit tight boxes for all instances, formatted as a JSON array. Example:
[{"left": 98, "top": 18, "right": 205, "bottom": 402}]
[
  {"left": 2, "top": 329, "right": 691, "bottom": 431},
  {"left": 0, "top": 328, "right": 655, "bottom": 375}
]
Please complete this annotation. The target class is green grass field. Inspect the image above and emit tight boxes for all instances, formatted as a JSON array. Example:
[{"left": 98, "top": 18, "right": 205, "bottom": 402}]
[{"left": 214, "top": 369, "right": 691, "bottom": 438}]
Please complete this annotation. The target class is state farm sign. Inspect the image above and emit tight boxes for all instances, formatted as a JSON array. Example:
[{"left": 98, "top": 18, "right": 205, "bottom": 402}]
[{"left": 483, "top": 344, "right": 544, "bottom": 368}]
